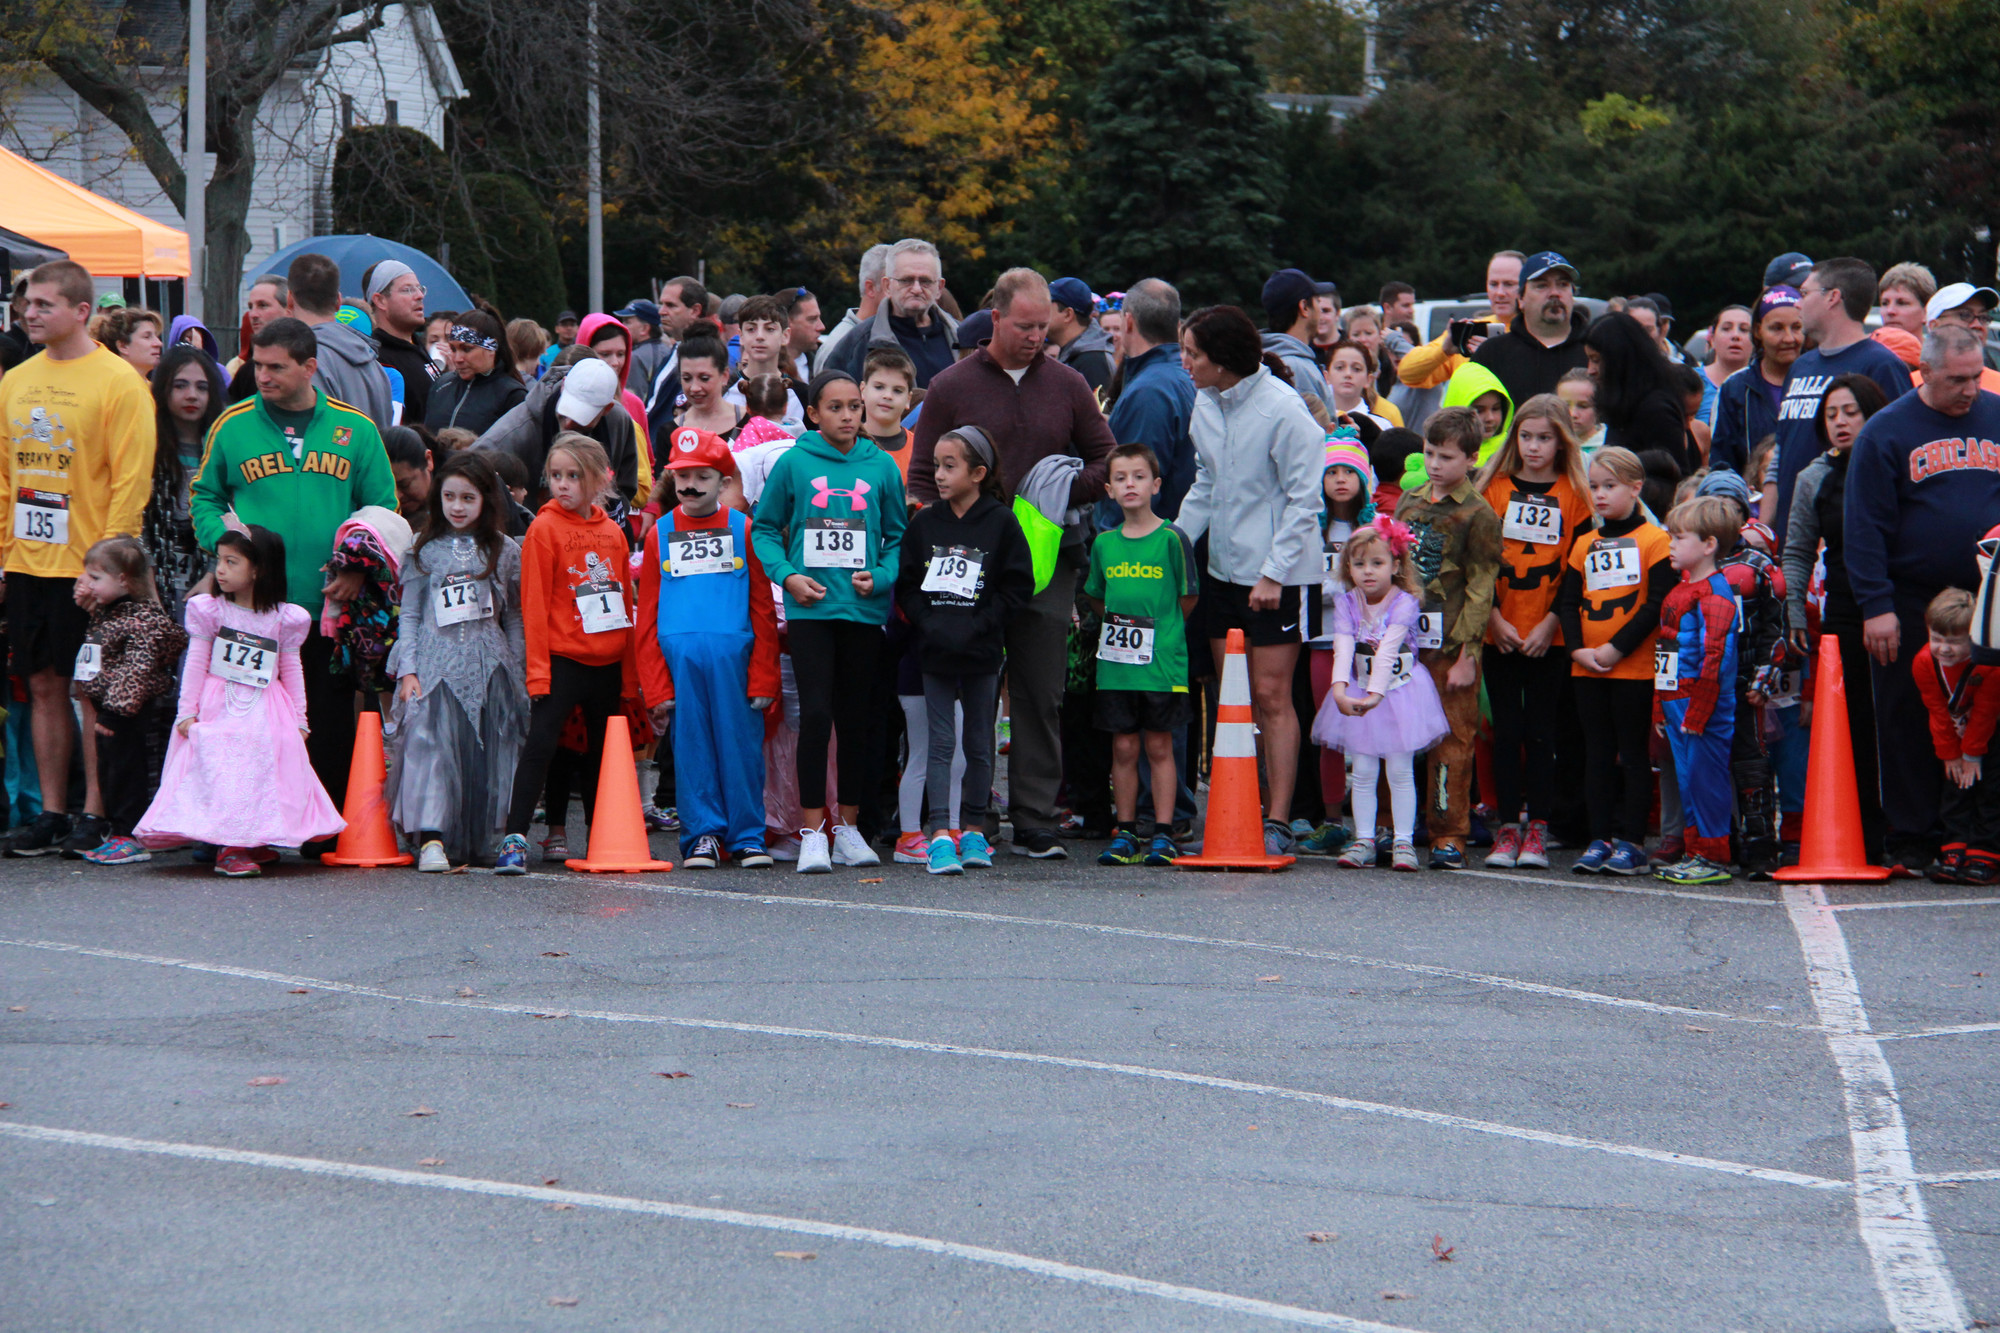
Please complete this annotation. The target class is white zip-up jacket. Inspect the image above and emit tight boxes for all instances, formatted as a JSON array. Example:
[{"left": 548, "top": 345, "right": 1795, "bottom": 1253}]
[{"left": 1177, "top": 365, "right": 1326, "bottom": 590}]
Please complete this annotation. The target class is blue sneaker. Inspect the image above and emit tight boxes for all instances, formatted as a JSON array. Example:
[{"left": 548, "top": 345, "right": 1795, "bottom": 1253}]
[
  {"left": 1428, "top": 841, "right": 1466, "bottom": 870},
  {"left": 495, "top": 833, "right": 530, "bottom": 875},
  {"left": 1298, "top": 822, "right": 1352, "bottom": 856},
  {"left": 958, "top": 830, "right": 993, "bottom": 868},
  {"left": 1097, "top": 830, "right": 1143, "bottom": 866},
  {"left": 926, "top": 833, "right": 963, "bottom": 876},
  {"left": 1573, "top": 839, "right": 1613, "bottom": 874},
  {"left": 1603, "top": 840, "right": 1650, "bottom": 876},
  {"left": 1144, "top": 833, "right": 1180, "bottom": 866}
]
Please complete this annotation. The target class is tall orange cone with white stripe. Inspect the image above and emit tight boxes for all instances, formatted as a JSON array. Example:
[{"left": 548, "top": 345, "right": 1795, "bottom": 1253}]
[
  {"left": 1774, "top": 636, "right": 1889, "bottom": 883},
  {"left": 1176, "top": 629, "right": 1294, "bottom": 871}
]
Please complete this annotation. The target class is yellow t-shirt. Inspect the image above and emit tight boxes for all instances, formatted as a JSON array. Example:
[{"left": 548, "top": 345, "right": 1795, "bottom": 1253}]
[{"left": 0, "top": 345, "right": 157, "bottom": 578}]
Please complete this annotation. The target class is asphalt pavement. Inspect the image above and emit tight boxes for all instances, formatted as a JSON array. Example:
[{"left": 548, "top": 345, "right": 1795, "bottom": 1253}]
[{"left": 1, "top": 826, "right": 1995, "bottom": 1331}]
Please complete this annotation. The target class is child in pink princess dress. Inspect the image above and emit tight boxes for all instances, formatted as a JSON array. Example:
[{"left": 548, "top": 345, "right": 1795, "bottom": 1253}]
[
  {"left": 135, "top": 525, "right": 345, "bottom": 876},
  {"left": 1311, "top": 519, "right": 1451, "bottom": 872}
]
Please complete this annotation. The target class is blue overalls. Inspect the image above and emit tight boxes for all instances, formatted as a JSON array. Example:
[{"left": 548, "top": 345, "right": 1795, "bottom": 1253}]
[{"left": 655, "top": 507, "right": 766, "bottom": 858}]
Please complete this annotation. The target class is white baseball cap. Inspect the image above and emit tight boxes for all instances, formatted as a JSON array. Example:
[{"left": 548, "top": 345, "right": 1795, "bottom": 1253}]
[
  {"left": 556, "top": 358, "right": 621, "bottom": 424},
  {"left": 1926, "top": 281, "right": 2000, "bottom": 323}
]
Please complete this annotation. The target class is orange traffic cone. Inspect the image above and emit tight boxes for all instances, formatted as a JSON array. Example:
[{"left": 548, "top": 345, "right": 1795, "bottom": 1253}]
[
  {"left": 320, "top": 712, "right": 414, "bottom": 867},
  {"left": 1176, "top": 629, "right": 1294, "bottom": 871},
  {"left": 565, "top": 716, "right": 674, "bottom": 873},
  {"left": 1774, "top": 635, "right": 1890, "bottom": 882}
]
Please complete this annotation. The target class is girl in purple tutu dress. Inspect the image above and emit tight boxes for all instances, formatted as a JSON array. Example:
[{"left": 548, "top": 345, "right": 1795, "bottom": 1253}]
[
  {"left": 136, "top": 526, "right": 345, "bottom": 876},
  {"left": 1311, "top": 519, "right": 1450, "bottom": 871}
]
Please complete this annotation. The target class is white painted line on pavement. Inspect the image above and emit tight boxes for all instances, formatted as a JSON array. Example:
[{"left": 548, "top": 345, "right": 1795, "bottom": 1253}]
[
  {"left": 0, "top": 1121, "right": 1422, "bottom": 1332},
  {"left": 1917, "top": 1169, "right": 2000, "bottom": 1185},
  {"left": 1827, "top": 897, "right": 2000, "bottom": 912},
  {"left": 0, "top": 937, "right": 1849, "bottom": 1193},
  {"left": 566, "top": 879, "right": 1817, "bottom": 1033},
  {"left": 1878, "top": 1022, "right": 2000, "bottom": 1042},
  {"left": 1781, "top": 885, "right": 1970, "bottom": 1333},
  {"left": 1448, "top": 866, "right": 1774, "bottom": 906}
]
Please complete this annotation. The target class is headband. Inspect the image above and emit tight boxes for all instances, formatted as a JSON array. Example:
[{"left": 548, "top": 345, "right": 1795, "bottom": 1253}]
[
  {"left": 1755, "top": 285, "right": 1801, "bottom": 325},
  {"left": 450, "top": 324, "right": 500, "bottom": 352},
  {"left": 946, "top": 425, "right": 998, "bottom": 474},
  {"left": 365, "top": 260, "right": 416, "bottom": 301}
]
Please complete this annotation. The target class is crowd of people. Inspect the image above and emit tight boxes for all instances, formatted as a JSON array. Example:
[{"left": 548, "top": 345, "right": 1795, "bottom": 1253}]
[{"left": 0, "top": 233, "right": 1996, "bottom": 884}]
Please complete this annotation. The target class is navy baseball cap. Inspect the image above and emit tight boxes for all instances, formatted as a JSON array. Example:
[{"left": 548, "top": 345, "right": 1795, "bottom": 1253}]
[
  {"left": 1520, "top": 251, "right": 1578, "bottom": 284},
  {"left": 1261, "top": 268, "right": 1318, "bottom": 319},
  {"left": 612, "top": 298, "right": 661, "bottom": 329},
  {"left": 1049, "top": 277, "right": 1095, "bottom": 317},
  {"left": 1764, "top": 253, "right": 1813, "bottom": 290},
  {"left": 955, "top": 308, "right": 993, "bottom": 350}
]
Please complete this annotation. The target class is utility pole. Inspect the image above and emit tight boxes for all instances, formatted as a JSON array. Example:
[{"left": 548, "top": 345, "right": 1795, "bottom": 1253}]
[
  {"left": 185, "top": 0, "right": 207, "bottom": 320},
  {"left": 586, "top": 0, "right": 603, "bottom": 313}
]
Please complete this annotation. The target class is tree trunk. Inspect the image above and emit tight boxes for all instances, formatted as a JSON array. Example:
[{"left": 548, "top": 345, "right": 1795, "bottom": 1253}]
[{"left": 203, "top": 103, "right": 260, "bottom": 360}]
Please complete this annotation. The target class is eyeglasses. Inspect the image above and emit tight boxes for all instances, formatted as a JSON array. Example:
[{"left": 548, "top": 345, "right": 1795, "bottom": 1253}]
[
  {"left": 888, "top": 274, "right": 938, "bottom": 290},
  {"left": 391, "top": 283, "right": 427, "bottom": 298}
]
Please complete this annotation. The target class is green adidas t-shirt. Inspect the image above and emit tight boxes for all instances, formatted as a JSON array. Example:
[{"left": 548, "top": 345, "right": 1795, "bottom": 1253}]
[{"left": 1084, "top": 521, "right": 1198, "bottom": 693}]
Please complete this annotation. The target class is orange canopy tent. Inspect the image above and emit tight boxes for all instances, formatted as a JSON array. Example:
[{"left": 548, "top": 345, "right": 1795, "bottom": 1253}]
[{"left": 0, "top": 146, "right": 189, "bottom": 279}]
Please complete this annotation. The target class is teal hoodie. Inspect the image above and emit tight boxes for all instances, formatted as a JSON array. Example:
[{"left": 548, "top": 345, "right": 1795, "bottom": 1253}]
[
  {"left": 1400, "top": 360, "right": 1517, "bottom": 491},
  {"left": 751, "top": 429, "right": 907, "bottom": 625}
]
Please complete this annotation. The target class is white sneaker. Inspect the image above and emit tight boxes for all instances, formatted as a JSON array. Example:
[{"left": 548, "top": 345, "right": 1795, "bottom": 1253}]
[
  {"left": 417, "top": 840, "right": 448, "bottom": 873},
  {"left": 796, "top": 827, "right": 832, "bottom": 874},
  {"left": 831, "top": 823, "right": 879, "bottom": 867}
]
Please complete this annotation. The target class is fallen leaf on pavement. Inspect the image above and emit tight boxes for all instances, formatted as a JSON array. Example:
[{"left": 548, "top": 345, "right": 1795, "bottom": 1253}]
[
  {"left": 858, "top": 878, "right": 884, "bottom": 884},
  {"left": 541, "top": 951, "right": 569, "bottom": 958},
  {"left": 655, "top": 1071, "right": 692, "bottom": 1079},
  {"left": 543, "top": 1178, "right": 560, "bottom": 1186},
  {"left": 1246, "top": 1124, "right": 1259, "bottom": 1131},
  {"left": 288, "top": 989, "right": 310, "bottom": 995},
  {"left": 1684, "top": 1025, "right": 1713, "bottom": 1033},
  {"left": 726, "top": 1102, "right": 756, "bottom": 1109},
  {"left": 1432, "top": 1235, "right": 1456, "bottom": 1262},
  {"left": 417, "top": 1158, "right": 445, "bottom": 1167},
  {"left": 530, "top": 1012, "right": 571, "bottom": 1019},
  {"left": 0, "top": 1102, "right": 11, "bottom": 1109},
  {"left": 548, "top": 1202, "right": 576, "bottom": 1210},
  {"left": 427, "top": 1035, "right": 455, "bottom": 1039},
  {"left": 406, "top": 1105, "right": 437, "bottom": 1117},
  {"left": 247, "top": 1076, "right": 286, "bottom": 1087},
  {"left": 1258, "top": 975, "right": 1282, "bottom": 982},
  {"left": 547, "top": 1296, "right": 579, "bottom": 1306},
  {"left": 1305, "top": 1232, "right": 1338, "bottom": 1243},
  {"left": 7, "top": 1006, "right": 24, "bottom": 1012},
  {"left": 774, "top": 1251, "right": 817, "bottom": 1261},
  {"left": 1381, "top": 1291, "right": 1413, "bottom": 1301},
  {"left": 455, "top": 987, "right": 480, "bottom": 997}
]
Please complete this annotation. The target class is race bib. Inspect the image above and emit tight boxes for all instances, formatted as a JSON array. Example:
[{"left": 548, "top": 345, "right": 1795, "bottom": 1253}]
[
  {"left": 1503, "top": 493, "right": 1562, "bottom": 546},
  {"left": 1654, "top": 645, "right": 1679, "bottom": 691},
  {"left": 434, "top": 572, "right": 493, "bottom": 627},
  {"left": 1352, "top": 646, "right": 1416, "bottom": 692},
  {"left": 1769, "top": 667, "right": 1802, "bottom": 709},
  {"left": 73, "top": 639, "right": 101, "bottom": 682},
  {"left": 920, "top": 545, "right": 984, "bottom": 601},
  {"left": 572, "top": 577, "right": 630, "bottom": 633},
  {"left": 211, "top": 627, "right": 277, "bottom": 689},
  {"left": 1584, "top": 538, "right": 1642, "bottom": 592},
  {"left": 1414, "top": 603, "right": 1445, "bottom": 650},
  {"left": 12, "top": 490, "right": 68, "bottom": 546},
  {"left": 1322, "top": 540, "right": 1345, "bottom": 578},
  {"left": 803, "top": 517, "right": 866, "bottom": 569},
  {"left": 668, "top": 529, "right": 736, "bottom": 577},
  {"left": 1098, "top": 613, "right": 1156, "bottom": 666}
]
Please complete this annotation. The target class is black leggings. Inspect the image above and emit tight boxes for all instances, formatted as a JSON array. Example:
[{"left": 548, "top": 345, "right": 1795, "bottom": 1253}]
[
  {"left": 1483, "top": 646, "right": 1569, "bottom": 824},
  {"left": 790, "top": 619, "right": 882, "bottom": 811},
  {"left": 506, "top": 656, "right": 624, "bottom": 835},
  {"left": 1574, "top": 675, "right": 1655, "bottom": 844}
]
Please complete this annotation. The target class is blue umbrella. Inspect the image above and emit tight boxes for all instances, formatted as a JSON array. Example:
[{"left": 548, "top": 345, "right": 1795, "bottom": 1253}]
[{"left": 241, "top": 234, "right": 474, "bottom": 314}]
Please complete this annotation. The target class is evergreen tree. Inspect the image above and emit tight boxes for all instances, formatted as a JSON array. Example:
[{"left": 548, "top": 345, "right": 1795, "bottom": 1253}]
[{"left": 1083, "top": 0, "right": 1281, "bottom": 305}]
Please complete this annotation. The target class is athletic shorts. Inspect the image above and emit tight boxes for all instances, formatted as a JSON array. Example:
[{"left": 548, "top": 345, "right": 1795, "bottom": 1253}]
[
  {"left": 6, "top": 572, "right": 90, "bottom": 677},
  {"left": 1094, "top": 688, "right": 1193, "bottom": 735},
  {"left": 1200, "top": 579, "right": 1303, "bottom": 648}
]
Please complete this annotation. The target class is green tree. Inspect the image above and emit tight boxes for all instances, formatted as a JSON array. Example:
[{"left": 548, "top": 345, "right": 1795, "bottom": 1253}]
[
  {"left": 330, "top": 126, "right": 494, "bottom": 303},
  {"left": 1083, "top": 0, "right": 1281, "bottom": 305},
  {"left": 467, "top": 173, "right": 565, "bottom": 324},
  {"left": 1234, "top": 0, "right": 1365, "bottom": 95}
]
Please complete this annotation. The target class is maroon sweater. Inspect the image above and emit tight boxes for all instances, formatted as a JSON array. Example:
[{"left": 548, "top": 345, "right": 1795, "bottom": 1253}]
[{"left": 908, "top": 347, "right": 1117, "bottom": 508}]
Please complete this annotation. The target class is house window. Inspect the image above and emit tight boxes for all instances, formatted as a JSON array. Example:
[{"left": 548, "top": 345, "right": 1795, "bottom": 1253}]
[
  {"left": 275, "top": 225, "right": 287, "bottom": 251},
  {"left": 385, "top": 99, "right": 398, "bottom": 125},
  {"left": 341, "top": 95, "right": 354, "bottom": 130}
]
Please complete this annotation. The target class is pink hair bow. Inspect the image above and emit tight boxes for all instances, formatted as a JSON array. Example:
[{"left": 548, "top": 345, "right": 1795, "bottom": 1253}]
[{"left": 1370, "top": 517, "right": 1415, "bottom": 558}]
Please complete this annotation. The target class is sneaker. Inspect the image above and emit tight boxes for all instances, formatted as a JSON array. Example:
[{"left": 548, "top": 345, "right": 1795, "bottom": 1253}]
[
  {"left": 797, "top": 827, "right": 832, "bottom": 874},
  {"left": 246, "top": 846, "right": 282, "bottom": 864},
  {"left": 1289, "top": 818, "right": 1317, "bottom": 842},
  {"left": 1516, "top": 820, "right": 1551, "bottom": 869},
  {"left": 214, "top": 847, "right": 261, "bottom": 877},
  {"left": 958, "top": 830, "right": 994, "bottom": 868},
  {"left": 926, "top": 834, "right": 964, "bottom": 876},
  {"left": 643, "top": 804, "right": 680, "bottom": 832},
  {"left": 831, "top": 824, "right": 879, "bottom": 867},
  {"left": 1098, "top": 830, "right": 1143, "bottom": 865},
  {"left": 893, "top": 831, "right": 930, "bottom": 864},
  {"left": 1391, "top": 839, "right": 1420, "bottom": 872},
  {"left": 1011, "top": 828, "right": 1068, "bottom": 859},
  {"left": 1649, "top": 835, "right": 1685, "bottom": 865},
  {"left": 768, "top": 837, "right": 800, "bottom": 863},
  {"left": 190, "top": 843, "right": 215, "bottom": 865},
  {"left": 540, "top": 831, "right": 569, "bottom": 861},
  {"left": 6, "top": 810, "right": 72, "bottom": 858},
  {"left": 1468, "top": 808, "right": 1493, "bottom": 848},
  {"left": 1336, "top": 837, "right": 1377, "bottom": 869},
  {"left": 1428, "top": 841, "right": 1466, "bottom": 870},
  {"left": 1961, "top": 850, "right": 2000, "bottom": 886},
  {"left": 58, "top": 813, "right": 110, "bottom": 859},
  {"left": 1299, "top": 822, "right": 1352, "bottom": 856},
  {"left": 495, "top": 833, "right": 530, "bottom": 875},
  {"left": 80, "top": 834, "right": 150, "bottom": 865},
  {"left": 1171, "top": 819, "right": 1196, "bottom": 844},
  {"left": 1657, "top": 854, "right": 1733, "bottom": 885},
  {"left": 996, "top": 716, "right": 1011, "bottom": 755},
  {"left": 417, "top": 840, "right": 449, "bottom": 873},
  {"left": 1573, "top": 839, "right": 1614, "bottom": 874},
  {"left": 1484, "top": 824, "right": 1521, "bottom": 869},
  {"left": 1144, "top": 833, "right": 1180, "bottom": 866},
  {"left": 1603, "top": 840, "right": 1649, "bottom": 876},
  {"left": 684, "top": 834, "right": 722, "bottom": 869},
  {"left": 1263, "top": 820, "right": 1297, "bottom": 857},
  {"left": 1928, "top": 844, "right": 1968, "bottom": 884}
]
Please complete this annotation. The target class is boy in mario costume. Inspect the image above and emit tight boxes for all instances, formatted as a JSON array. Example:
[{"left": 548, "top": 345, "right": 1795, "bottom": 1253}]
[{"left": 637, "top": 427, "right": 782, "bottom": 868}]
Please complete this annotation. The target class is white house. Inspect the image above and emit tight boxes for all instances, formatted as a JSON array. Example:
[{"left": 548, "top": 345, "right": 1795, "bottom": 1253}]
[{"left": 0, "top": 2, "right": 463, "bottom": 303}]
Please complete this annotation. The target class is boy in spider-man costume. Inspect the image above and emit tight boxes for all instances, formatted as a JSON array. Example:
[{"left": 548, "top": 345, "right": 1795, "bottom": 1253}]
[{"left": 1654, "top": 497, "right": 1743, "bottom": 885}]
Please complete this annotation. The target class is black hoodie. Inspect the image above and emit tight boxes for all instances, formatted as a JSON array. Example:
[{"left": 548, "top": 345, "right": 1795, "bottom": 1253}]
[
  {"left": 1471, "top": 309, "right": 1590, "bottom": 408},
  {"left": 895, "top": 494, "right": 1035, "bottom": 675},
  {"left": 375, "top": 328, "right": 438, "bottom": 425},
  {"left": 425, "top": 364, "right": 527, "bottom": 435}
]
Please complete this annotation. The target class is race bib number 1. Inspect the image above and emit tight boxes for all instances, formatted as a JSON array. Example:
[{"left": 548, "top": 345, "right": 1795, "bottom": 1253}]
[
  {"left": 1098, "top": 613, "right": 1156, "bottom": 666},
  {"left": 434, "top": 573, "right": 493, "bottom": 627},
  {"left": 1352, "top": 646, "right": 1416, "bottom": 692},
  {"left": 573, "top": 577, "right": 630, "bottom": 633},
  {"left": 1584, "top": 537, "right": 1642, "bottom": 592},
  {"left": 1503, "top": 493, "right": 1562, "bottom": 545},
  {"left": 803, "top": 517, "right": 866, "bottom": 569},
  {"left": 211, "top": 627, "right": 277, "bottom": 689},
  {"left": 13, "top": 490, "right": 68, "bottom": 546}
]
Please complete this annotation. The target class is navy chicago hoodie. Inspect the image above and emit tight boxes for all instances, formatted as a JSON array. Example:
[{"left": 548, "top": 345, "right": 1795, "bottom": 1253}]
[{"left": 1843, "top": 388, "right": 2000, "bottom": 618}]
